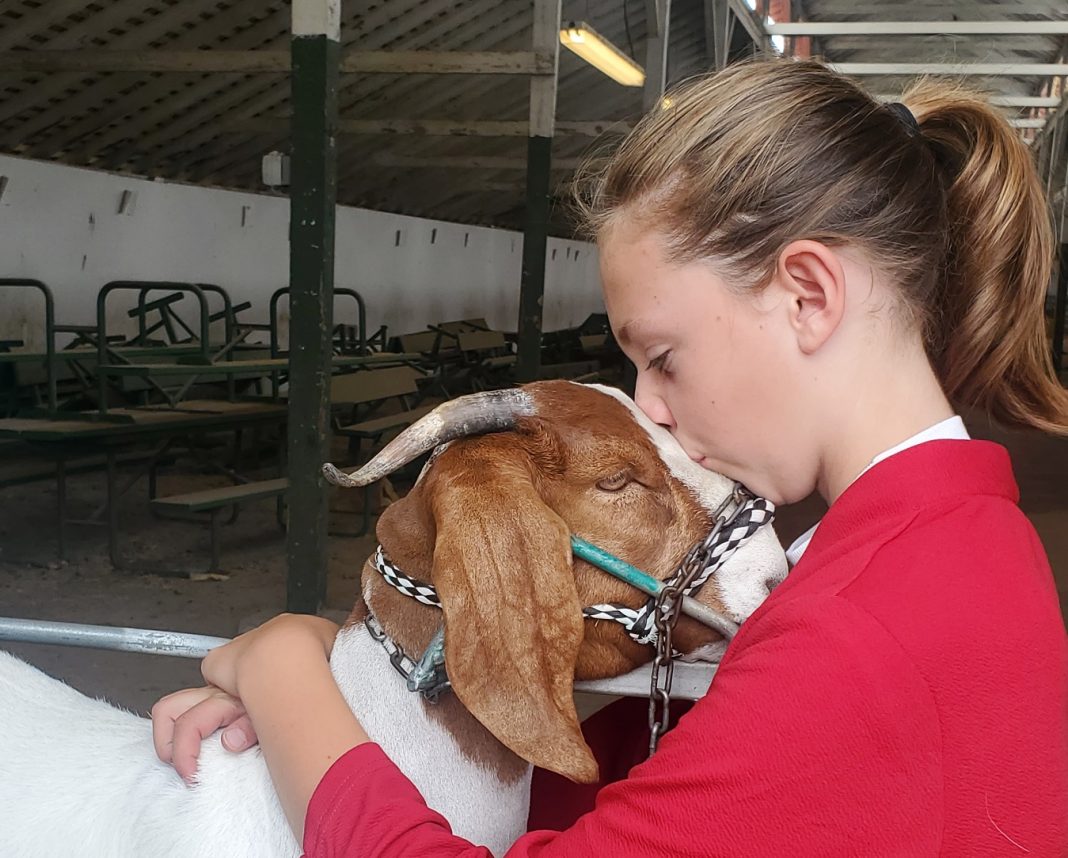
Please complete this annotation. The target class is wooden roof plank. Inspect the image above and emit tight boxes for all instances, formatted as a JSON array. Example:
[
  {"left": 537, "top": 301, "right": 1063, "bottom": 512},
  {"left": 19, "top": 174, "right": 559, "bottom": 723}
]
[
  {"left": 0, "top": 1, "right": 276, "bottom": 129},
  {"left": 0, "top": 48, "right": 548, "bottom": 74},
  {"left": 109, "top": 0, "right": 492, "bottom": 172},
  {"left": 71, "top": 7, "right": 294, "bottom": 165},
  {"left": 177, "top": 1, "right": 534, "bottom": 182}
]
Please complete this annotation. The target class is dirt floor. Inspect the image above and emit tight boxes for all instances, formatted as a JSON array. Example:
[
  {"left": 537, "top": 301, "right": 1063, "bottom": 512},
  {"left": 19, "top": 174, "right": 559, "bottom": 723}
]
[{"left": 1, "top": 415, "right": 1066, "bottom": 719}]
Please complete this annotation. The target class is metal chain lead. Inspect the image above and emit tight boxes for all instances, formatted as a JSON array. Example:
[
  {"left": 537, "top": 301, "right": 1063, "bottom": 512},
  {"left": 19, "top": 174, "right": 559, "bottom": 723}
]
[{"left": 647, "top": 484, "right": 753, "bottom": 756}]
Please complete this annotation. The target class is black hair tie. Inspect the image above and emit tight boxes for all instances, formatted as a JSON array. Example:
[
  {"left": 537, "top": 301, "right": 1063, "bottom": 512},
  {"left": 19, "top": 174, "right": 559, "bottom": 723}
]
[{"left": 885, "top": 101, "right": 921, "bottom": 139}]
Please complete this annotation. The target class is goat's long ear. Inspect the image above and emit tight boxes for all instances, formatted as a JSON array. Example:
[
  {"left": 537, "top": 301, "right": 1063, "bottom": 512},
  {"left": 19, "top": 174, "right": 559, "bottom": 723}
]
[{"left": 427, "top": 444, "right": 598, "bottom": 784}]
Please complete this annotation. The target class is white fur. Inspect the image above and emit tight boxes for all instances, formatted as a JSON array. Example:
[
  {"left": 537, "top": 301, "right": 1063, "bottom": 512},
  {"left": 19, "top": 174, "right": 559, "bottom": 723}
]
[
  {"left": 587, "top": 383, "right": 788, "bottom": 622},
  {"left": 0, "top": 626, "right": 528, "bottom": 858}
]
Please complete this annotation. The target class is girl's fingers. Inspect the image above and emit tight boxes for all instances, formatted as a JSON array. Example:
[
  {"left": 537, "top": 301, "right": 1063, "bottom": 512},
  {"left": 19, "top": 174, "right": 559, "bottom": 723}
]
[
  {"left": 150, "top": 686, "right": 217, "bottom": 764},
  {"left": 152, "top": 689, "right": 249, "bottom": 783},
  {"left": 220, "top": 713, "right": 258, "bottom": 752}
]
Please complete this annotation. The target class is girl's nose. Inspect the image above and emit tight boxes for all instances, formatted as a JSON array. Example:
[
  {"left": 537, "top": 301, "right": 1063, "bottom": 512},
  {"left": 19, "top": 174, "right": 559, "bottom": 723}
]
[{"left": 634, "top": 374, "right": 676, "bottom": 431}]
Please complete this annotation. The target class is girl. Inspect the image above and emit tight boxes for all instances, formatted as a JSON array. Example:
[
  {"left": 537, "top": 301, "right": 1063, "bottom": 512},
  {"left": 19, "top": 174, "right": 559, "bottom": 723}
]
[{"left": 153, "top": 59, "right": 1068, "bottom": 855}]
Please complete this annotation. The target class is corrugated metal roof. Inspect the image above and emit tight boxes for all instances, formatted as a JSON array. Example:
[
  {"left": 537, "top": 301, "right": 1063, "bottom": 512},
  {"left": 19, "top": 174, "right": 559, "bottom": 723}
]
[{"left": 0, "top": 0, "right": 1063, "bottom": 231}]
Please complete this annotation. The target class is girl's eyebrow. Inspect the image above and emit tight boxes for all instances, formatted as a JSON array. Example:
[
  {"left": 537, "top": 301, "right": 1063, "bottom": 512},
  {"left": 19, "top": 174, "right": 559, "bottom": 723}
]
[{"left": 617, "top": 319, "right": 652, "bottom": 347}]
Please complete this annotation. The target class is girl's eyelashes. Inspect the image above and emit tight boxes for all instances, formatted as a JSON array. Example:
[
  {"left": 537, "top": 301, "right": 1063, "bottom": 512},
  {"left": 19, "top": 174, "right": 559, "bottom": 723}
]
[{"left": 646, "top": 350, "right": 671, "bottom": 373}]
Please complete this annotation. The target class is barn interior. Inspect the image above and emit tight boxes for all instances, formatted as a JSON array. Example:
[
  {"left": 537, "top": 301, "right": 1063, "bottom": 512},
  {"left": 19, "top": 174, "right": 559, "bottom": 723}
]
[{"left": 0, "top": 0, "right": 1065, "bottom": 734}]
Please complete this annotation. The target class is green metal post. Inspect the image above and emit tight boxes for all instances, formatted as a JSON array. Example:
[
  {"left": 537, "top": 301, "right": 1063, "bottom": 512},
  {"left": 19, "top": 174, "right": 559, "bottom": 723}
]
[
  {"left": 515, "top": 0, "right": 561, "bottom": 384},
  {"left": 516, "top": 136, "right": 553, "bottom": 382},
  {"left": 286, "top": 0, "right": 339, "bottom": 614}
]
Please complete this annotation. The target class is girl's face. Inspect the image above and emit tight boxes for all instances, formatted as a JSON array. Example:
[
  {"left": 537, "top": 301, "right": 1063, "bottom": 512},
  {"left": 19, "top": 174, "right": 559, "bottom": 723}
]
[{"left": 599, "top": 221, "right": 813, "bottom": 506}]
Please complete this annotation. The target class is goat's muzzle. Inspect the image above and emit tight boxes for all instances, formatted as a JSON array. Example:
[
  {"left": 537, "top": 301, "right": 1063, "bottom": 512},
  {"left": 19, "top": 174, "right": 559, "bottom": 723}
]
[{"left": 323, "top": 387, "right": 536, "bottom": 487}]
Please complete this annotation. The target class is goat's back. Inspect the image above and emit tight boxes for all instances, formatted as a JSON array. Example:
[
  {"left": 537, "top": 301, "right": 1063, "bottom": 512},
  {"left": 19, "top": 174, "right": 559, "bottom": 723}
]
[{"left": 0, "top": 650, "right": 299, "bottom": 858}]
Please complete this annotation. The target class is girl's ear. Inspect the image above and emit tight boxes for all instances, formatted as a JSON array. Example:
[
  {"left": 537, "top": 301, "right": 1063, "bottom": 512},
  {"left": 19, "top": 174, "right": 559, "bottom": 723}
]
[{"left": 776, "top": 239, "right": 847, "bottom": 355}]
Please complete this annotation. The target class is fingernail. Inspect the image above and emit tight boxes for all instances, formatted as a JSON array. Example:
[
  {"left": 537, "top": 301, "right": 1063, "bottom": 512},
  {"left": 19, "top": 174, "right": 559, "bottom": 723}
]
[{"left": 222, "top": 726, "right": 246, "bottom": 750}]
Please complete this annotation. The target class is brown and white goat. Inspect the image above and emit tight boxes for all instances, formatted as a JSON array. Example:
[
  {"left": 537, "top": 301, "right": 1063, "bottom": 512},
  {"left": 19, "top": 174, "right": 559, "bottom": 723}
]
[{"left": 0, "top": 381, "right": 786, "bottom": 858}]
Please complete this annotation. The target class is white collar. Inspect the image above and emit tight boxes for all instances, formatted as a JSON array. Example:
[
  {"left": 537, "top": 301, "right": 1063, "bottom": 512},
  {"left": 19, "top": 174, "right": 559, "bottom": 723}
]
[{"left": 785, "top": 416, "right": 971, "bottom": 567}]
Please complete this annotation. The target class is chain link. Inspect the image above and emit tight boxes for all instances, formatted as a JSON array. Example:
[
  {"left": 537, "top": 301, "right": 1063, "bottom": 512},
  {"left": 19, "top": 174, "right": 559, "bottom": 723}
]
[{"left": 647, "top": 484, "right": 753, "bottom": 756}]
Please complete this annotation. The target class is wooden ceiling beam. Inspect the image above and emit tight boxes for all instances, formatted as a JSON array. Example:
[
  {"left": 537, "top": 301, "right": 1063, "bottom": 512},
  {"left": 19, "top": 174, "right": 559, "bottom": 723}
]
[
  {"left": 328, "top": 0, "right": 632, "bottom": 195},
  {"left": 185, "top": 0, "right": 636, "bottom": 187},
  {"left": 372, "top": 153, "right": 582, "bottom": 170},
  {"left": 126, "top": 0, "right": 529, "bottom": 176},
  {"left": 770, "top": 21, "right": 1068, "bottom": 36},
  {"left": 17, "top": 5, "right": 285, "bottom": 151},
  {"left": 329, "top": 0, "right": 637, "bottom": 209},
  {"left": 0, "top": 0, "right": 271, "bottom": 127},
  {"left": 0, "top": 2, "right": 288, "bottom": 138},
  {"left": 184, "top": 1, "right": 537, "bottom": 182},
  {"left": 224, "top": 117, "right": 629, "bottom": 137},
  {"left": 181, "top": 0, "right": 627, "bottom": 188},
  {"left": 0, "top": 50, "right": 553, "bottom": 75},
  {"left": 0, "top": 0, "right": 104, "bottom": 52},
  {"left": 68, "top": 7, "right": 300, "bottom": 165},
  {"left": 331, "top": 0, "right": 638, "bottom": 210},
  {"left": 0, "top": 0, "right": 174, "bottom": 52}
]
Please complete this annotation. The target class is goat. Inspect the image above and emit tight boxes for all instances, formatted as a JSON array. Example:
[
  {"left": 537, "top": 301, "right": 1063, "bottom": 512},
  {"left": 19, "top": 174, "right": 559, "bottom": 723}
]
[{"left": 0, "top": 381, "right": 787, "bottom": 858}]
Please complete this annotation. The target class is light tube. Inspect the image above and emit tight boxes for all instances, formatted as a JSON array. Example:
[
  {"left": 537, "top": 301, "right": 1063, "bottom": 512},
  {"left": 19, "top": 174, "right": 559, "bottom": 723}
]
[{"left": 559, "top": 21, "right": 646, "bottom": 87}]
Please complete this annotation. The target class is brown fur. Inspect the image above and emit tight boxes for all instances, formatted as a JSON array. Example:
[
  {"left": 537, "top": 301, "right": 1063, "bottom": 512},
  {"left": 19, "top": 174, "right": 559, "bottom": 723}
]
[{"left": 343, "top": 381, "right": 734, "bottom": 784}]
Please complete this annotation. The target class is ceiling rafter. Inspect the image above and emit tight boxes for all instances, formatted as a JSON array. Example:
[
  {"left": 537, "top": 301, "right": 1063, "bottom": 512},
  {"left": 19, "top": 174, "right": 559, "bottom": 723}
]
[
  {"left": 0, "top": 0, "right": 253, "bottom": 127},
  {"left": 327, "top": 0, "right": 647, "bottom": 205},
  {"left": 111, "top": 0, "right": 501, "bottom": 173},
  {"left": 184, "top": 1, "right": 538, "bottom": 182}
]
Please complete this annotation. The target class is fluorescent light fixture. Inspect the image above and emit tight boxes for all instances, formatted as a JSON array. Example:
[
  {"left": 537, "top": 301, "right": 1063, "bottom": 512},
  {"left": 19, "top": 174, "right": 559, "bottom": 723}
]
[{"left": 559, "top": 21, "right": 645, "bottom": 87}]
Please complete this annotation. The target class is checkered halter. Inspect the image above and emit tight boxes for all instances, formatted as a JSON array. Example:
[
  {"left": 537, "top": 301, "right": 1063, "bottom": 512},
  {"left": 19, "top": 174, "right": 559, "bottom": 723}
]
[
  {"left": 582, "top": 494, "right": 774, "bottom": 647},
  {"left": 370, "top": 492, "right": 773, "bottom": 651}
]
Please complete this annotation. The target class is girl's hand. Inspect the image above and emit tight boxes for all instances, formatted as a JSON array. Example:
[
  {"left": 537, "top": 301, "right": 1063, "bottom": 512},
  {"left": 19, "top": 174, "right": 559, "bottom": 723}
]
[
  {"left": 151, "top": 685, "right": 256, "bottom": 783},
  {"left": 150, "top": 614, "right": 339, "bottom": 783},
  {"left": 200, "top": 613, "right": 339, "bottom": 699}
]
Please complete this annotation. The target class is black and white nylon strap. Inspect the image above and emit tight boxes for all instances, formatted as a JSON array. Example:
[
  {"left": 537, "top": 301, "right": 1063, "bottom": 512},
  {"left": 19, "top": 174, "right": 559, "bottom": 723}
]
[
  {"left": 582, "top": 495, "right": 774, "bottom": 647},
  {"left": 373, "top": 545, "right": 441, "bottom": 608},
  {"left": 370, "top": 494, "right": 773, "bottom": 651}
]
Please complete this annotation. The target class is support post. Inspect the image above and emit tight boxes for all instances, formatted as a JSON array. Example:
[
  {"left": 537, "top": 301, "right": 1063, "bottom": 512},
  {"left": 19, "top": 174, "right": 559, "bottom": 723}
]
[
  {"left": 286, "top": 0, "right": 339, "bottom": 614},
  {"left": 643, "top": 0, "right": 671, "bottom": 111},
  {"left": 705, "top": 0, "right": 731, "bottom": 70},
  {"left": 516, "top": 0, "right": 561, "bottom": 383}
]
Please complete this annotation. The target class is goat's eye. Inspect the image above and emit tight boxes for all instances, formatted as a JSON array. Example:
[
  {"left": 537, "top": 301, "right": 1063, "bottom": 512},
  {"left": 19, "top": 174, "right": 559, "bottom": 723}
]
[{"left": 596, "top": 471, "right": 631, "bottom": 492}]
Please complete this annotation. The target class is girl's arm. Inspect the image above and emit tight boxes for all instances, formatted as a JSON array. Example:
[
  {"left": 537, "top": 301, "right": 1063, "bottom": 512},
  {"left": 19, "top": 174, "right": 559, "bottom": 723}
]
[{"left": 215, "top": 617, "right": 371, "bottom": 840}]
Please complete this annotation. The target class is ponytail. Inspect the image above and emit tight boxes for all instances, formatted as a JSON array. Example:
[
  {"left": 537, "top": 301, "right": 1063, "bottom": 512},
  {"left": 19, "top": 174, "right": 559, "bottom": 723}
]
[
  {"left": 577, "top": 60, "right": 1067, "bottom": 435},
  {"left": 907, "top": 81, "right": 1068, "bottom": 434}
]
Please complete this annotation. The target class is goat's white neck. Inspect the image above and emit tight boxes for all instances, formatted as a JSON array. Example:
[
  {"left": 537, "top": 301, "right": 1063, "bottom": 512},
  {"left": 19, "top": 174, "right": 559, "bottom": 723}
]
[{"left": 329, "top": 620, "right": 532, "bottom": 856}]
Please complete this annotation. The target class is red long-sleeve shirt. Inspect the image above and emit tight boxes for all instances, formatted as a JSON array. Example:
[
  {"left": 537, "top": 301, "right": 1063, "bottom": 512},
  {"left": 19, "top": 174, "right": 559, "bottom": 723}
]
[{"left": 303, "top": 440, "right": 1068, "bottom": 857}]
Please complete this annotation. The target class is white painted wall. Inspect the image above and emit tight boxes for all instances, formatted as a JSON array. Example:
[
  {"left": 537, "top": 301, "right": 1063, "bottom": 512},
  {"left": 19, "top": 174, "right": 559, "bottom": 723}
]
[{"left": 0, "top": 154, "right": 603, "bottom": 351}]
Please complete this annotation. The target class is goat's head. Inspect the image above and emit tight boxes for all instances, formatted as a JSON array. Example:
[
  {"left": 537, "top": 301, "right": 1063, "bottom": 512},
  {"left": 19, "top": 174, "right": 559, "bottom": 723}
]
[{"left": 326, "top": 381, "right": 786, "bottom": 784}]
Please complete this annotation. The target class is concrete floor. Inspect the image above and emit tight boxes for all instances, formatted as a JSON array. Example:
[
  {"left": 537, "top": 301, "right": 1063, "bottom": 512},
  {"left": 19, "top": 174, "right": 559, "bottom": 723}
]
[{"left": 0, "top": 417, "right": 1065, "bottom": 717}]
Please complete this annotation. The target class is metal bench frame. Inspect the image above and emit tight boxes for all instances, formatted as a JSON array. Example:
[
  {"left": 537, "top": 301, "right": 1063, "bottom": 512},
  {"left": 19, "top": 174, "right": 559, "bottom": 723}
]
[{"left": 150, "top": 477, "right": 288, "bottom": 578}]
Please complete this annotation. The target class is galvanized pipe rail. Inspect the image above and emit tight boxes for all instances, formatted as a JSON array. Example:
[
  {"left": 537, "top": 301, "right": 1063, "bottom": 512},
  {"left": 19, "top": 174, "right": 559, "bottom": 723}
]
[
  {"left": 0, "top": 617, "right": 227, "bottom": 658},
  {"left": 0, "top": 617, "right": 718, "bottom": 700}
]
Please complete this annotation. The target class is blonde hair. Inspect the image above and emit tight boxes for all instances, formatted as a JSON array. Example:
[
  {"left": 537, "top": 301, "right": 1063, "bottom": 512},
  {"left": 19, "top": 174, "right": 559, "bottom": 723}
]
[{"left": 577, "top": 58, "right": 1068, "bottom": 435}]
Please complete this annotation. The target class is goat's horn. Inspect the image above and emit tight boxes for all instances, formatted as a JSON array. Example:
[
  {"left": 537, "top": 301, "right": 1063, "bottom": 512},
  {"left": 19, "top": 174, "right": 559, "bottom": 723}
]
[{"left": 322, "top": 388, "right": 536, "bottom": 487}]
